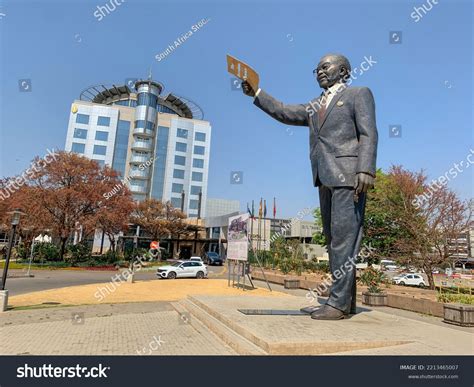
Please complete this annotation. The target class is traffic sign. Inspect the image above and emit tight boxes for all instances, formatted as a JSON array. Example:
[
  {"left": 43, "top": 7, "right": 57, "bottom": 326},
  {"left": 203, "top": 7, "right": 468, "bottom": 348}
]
[{"left": 150, "top": 241, "right": 159, "bottom": 250}]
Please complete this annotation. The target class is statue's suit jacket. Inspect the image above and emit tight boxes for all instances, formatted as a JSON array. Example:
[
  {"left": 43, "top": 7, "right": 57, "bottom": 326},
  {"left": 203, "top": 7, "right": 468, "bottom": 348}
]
[{"left": 254, "top": 86, "right": 378, "bottom": 187}]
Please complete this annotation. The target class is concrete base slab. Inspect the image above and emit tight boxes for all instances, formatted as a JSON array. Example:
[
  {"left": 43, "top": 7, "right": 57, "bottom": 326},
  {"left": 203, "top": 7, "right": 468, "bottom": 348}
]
[{"left": 181, "top": 295, "right": 473, "bottom": 355}]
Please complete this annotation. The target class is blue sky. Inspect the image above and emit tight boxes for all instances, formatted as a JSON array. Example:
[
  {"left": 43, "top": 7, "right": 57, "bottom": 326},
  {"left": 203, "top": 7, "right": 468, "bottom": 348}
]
[{"left": 1, "top": 0, "right": 472, "bottom": 219}]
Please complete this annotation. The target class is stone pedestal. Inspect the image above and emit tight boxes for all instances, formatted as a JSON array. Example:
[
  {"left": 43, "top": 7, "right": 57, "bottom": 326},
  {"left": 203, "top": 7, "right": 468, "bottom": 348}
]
[{"left": 0, "top": 290, "right": 9, "bottom": 312}]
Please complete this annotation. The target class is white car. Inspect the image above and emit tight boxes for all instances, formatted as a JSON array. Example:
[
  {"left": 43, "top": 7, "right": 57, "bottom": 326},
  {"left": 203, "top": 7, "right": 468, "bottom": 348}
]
[
  {"left": 189, "top": 256, "right": 203, "bottom": 262},
  {"left": 157, "top": 261, "right": 208, "bottom": 279},
  {"left": 392, "top": 273, "right": 426, "bottom": 287},
  {"left": 384, "top": 264, "right": 399, "bottom": 271}
]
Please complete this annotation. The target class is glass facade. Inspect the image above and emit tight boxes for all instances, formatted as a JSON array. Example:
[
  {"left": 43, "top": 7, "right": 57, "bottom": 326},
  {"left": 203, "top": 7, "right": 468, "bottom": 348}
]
[
  {"left": 76, "top": 113, "right": 89, "bottom": 124},
  {"left": 173, "top": 169, "right": 185, "bottom": 179},
  {"left": 97, "top": 116, "right": 110, "bottom": 126},
  {"left": 150, "top": 126, "right": 170, "bottom": 200},
  {"left": 95, "top": 131, "right": 109, "bottom": 141},
  {"left": 194, "top": 145, "right": 205, "bottom": 155},
  {"left": 192, "top": 158, "right": 204, "bottom": 168},
  {"left": 134, "top": 120, "right": 155, "bottom": 130},
  {"left": 113, "top": 99, "right": 137, "bottom": 107},
  {"left": 195, "top": 132, "right": 206, "bottom": 141},
  {"left": 177, "top": 128, "right": 188, "bottom": 138},
  {"left": 190, "top": 185, "right": 201, "bottom": 195},
  {"left": 157, "top": 105, "right": 178, "bottom": 115},
  {"left": 176, "top": 142, "right": 187, "bottom": 152},
  {"left": 192, "top": 171, "right": 203, "bottom": 181},
  {"left": 112, "top": 120, "right": 130, "bottom": 177},
  {"left": 189, "top": 199, "right": 199, "bottom": 210},
  {"left": 172, "top": 183, "right": 184, "bottom": 193},
  {"left": 93, "top": 145, "right": 107, "bottom": 155},
  {"left": 73, "top": 128, "right": 87, "bottom": 139},
  {"left": 171, "top": 197, "right": 182, "bottom": 209},
  {"left": 137, "top": 92, "right": 158, "bottom": 108},
  {"left": 71, "top": 142, "right": 85, "bottom": 153},
  {"left": 174, "top": 155, "right": 186, "bottom": 166}
]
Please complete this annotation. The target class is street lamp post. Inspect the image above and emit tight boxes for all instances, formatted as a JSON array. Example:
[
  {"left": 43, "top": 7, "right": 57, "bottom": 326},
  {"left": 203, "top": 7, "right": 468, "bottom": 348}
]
[{"left": 1, "top": 209, "right": 24, "bottom": 312}]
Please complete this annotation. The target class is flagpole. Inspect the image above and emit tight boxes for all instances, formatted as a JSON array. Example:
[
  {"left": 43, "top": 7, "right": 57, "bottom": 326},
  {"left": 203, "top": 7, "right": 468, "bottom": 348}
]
[{"left": 263, "top": 199, "right": 267, "bottom": 263}]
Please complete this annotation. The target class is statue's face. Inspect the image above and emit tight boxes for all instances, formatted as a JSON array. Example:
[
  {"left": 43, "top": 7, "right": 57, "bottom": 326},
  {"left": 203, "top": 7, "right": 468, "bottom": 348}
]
[{"left": 315, "top": 56, "right": 345, "bottom": 89}]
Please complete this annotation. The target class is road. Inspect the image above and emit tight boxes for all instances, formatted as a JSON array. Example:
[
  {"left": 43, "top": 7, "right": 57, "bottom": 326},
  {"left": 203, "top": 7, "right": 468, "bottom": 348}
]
[{"left": 4, "top": 264, "right": 227, "bottom": 296}]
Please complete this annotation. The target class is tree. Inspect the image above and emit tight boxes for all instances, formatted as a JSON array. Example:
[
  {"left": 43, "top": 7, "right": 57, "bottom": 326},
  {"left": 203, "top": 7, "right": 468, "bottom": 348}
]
[
  {"left": 311, "top": 207, "right": 327, "bottom": 246},
  {"left": 23, "top": 152, "right": 128, "bottom": 259},
  {"left": 131, "top": 199, "right": 189, "bottom": 241},
  {"left": 376, "top": 166, "right": 471, "bottom": 289}
]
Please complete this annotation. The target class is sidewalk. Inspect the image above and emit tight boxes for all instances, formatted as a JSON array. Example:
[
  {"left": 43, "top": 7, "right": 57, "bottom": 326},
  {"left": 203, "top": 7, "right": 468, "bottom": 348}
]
[
  {"left": 0, "top": 302, "right": 236, "bottom": 355},
  {"left": 8, "top": 279, "right": 287, "bottom": 308}
]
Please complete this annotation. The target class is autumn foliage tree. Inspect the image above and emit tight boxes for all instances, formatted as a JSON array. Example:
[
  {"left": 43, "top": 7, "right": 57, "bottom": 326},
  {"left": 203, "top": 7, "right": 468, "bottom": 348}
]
[
  {"left": 371, "top": 166, "right": 471, "bottom": 289},
  {"left": 130, "top": 199, "right": 190, "bottom": 241},
  {"left": 16, "top": 151, "right": 135, "bottom": 259}
]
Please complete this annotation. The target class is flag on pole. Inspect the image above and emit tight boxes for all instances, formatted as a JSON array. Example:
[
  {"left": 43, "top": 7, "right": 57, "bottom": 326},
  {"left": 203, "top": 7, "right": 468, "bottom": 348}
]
[
  {"left": 251, "top": 200, "right": 255, "bottom": 219},
  {"left": 258, "top": 198, "right": 263, "bottom": 219},
  {"left": 273, "top": 197, "right": 276, "bottom": 218},
  {"left": 263, "top": 199, "right": 267, "bottom": 218},
  {"left": 247, "top": 202, "right": 252, "bottom": 218}
]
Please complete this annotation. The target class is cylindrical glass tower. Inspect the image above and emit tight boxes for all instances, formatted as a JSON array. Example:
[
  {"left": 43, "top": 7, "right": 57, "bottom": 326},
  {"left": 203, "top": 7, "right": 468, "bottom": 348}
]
[{"left": 129, "top": 80, "right": 163, "bottom": 199}]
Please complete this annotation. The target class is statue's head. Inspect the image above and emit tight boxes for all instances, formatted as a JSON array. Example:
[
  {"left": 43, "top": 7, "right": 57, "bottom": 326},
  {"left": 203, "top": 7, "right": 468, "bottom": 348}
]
[{"left": 315, "top": 54, "right": 351, "bottom": 89}]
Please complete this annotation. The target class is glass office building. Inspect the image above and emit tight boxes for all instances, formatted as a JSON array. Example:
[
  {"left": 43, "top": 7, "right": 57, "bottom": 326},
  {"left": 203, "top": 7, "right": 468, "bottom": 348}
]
[{"left": 64, "top": 79, "right": 211, "bottom": 217}]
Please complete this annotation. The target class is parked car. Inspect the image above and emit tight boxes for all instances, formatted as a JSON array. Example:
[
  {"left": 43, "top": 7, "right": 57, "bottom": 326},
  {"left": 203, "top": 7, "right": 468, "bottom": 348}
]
[
  {"left": 204, "top": 251, "right": 224, "bottom": 266},
  {"left": 392, "top": 273, "right": 426, "bottom": 287},
  {"left": 156, "top": 261, "right": 208, "bottom": 279}
]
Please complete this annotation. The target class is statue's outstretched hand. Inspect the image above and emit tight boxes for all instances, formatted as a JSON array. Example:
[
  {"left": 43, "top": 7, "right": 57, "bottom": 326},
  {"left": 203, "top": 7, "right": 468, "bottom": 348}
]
[{"left": 241, "top": 80, "right": 256, "bottom": 97}]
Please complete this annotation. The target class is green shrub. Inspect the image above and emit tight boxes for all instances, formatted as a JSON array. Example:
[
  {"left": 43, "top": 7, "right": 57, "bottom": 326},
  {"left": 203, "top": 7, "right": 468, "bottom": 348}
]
[
  {"left": 103, "top": 249, "right": 122, "bottom": 263},
  {"left": 66, "top": 243, "right": 92, "bottom": 264},
  {"left": 13, "top": 242, "right": 29, "bottom": 259},
  {"left": 359, "top": 267, "right": 386, "bottom": 293},
  {"left": 437, "top": 293, "right": 474, "bottom": 305},
  {"left": 33, "top": 242, "right": 61, "bottom": 262}
]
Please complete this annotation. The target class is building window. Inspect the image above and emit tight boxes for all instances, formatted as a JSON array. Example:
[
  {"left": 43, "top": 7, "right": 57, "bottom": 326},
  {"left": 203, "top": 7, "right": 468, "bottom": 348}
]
[
  {"left": 112, "top": 120, "right": 131, "bottom": 178},
  {"left": 194, "top": 145, "right": 205, "bottom": 155},
  {"left": 134, "top": 120, "right": 155, "bottom": 131},
  {"left": 192, "top": 158, "right": 204, "bottom": 168},
  {"left": 73, "top": 128, "right": 87, "bottom": 139},
  {"left": 177, "top": 128, "right": 188, "bottom": 138},
  {"left": 172, "top": 183, "right": 184, "bottom": 193},
  {"left": 173, "top": 169, "right": 185, "bottom": 179},
  {"left": 175, "top": 142, "right": 187, "bottom": 152},
  {"left": 71, "top": 143, "right": 85, "bottom": 154},
  {"left": 76, "top": 113, "right": 89, "bottom": 125},
  {"left": 189, "top": 199, "right": 199, "bottom": 210},
  {"left": 171, "top": 197, "right": 182, "bottom": 209},
  {"left": 195, "top": 132, "right": 206, "bottom": 141},
  {"left": 97, "top": 116, "right": 110, "bottom": 127},
  {"left": 95, "top": 131, "right": 109, "bottom": 141},
  {"left": 190, "top": 185, "right": 201, "bottom": 195},
  {"left": 192, "top": 172, "right": 203, "bottom": 182},
  {"left": 137, "top": 92, "right": 158, "bottom": 108},
  {"left": 93, "top": 159, "right": 105, "bottom": 167},
  {"left": 93, "top": 145, "right": 107, "bottom": 156},
  {"left": 174, "top": 155, "right": 186, "bottom": 166}
]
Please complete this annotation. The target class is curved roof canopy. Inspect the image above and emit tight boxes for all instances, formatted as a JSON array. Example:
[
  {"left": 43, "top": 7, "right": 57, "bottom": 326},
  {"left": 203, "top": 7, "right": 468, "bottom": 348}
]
[{"left": 79, "top": 82, "right": 204, "bottom": 120}]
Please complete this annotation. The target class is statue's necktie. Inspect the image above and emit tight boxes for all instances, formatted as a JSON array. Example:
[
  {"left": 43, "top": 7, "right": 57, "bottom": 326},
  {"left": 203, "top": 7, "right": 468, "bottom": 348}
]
[{"left": 318, "top": 91, "right": 331, "bottom": 123}]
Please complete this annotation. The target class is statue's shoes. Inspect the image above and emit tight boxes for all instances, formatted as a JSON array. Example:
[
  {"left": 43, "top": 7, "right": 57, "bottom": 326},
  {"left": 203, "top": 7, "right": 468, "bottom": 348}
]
[
  {"left": 300, "top": 305, "right": 321, "bottom": 314},
  {"left": 310, "top": 304, "right": 345, "bottom": 320}
]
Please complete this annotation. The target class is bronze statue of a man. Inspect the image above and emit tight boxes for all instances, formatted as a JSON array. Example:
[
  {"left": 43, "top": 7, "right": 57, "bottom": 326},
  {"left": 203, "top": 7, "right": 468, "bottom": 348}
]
[{"left": 242, "top": 54, "right": 378, "bottom": 320}]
